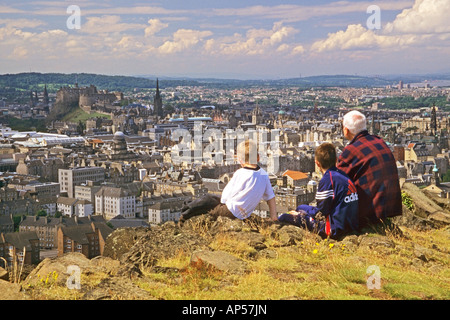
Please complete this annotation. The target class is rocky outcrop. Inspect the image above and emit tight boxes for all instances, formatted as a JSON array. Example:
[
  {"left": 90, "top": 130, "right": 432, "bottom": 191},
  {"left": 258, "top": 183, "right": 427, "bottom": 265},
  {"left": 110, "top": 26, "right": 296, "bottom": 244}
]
[
  {"left": 395, "top": 183, "right": 450, "bottom": 230},
  {"left": 2, "top": 183, "right": 449, "bottom": 300}
]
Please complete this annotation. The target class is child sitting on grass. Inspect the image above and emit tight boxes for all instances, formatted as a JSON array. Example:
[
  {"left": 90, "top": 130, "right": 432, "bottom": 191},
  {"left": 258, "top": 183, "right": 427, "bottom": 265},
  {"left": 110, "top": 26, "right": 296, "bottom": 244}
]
[
  {"left": 278, "top": 142, "right": 359, "bottom": 240},
  {"left": 179, "top": 139, "right": 278, "bottom": 224}
]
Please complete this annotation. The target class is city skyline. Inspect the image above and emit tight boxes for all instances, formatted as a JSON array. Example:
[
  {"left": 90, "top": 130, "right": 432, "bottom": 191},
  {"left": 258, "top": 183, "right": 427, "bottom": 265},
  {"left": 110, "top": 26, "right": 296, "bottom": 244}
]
[{"left": 0, "top": 0, "right": 449, "bottom": 79}]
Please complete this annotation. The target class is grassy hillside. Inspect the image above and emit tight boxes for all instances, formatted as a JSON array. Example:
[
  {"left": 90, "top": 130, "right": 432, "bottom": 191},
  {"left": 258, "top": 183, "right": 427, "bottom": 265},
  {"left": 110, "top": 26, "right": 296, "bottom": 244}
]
[
  {"left": 61, "top": 107, "right": 111, "bottom": 123},
  {"left": 19, "top": 219, "right": 449, "bottom": 300}
]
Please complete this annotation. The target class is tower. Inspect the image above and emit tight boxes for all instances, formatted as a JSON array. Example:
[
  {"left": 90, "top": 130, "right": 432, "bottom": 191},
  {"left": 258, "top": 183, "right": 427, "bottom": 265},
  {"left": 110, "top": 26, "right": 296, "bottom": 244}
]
[
  {"left": 431, "top": 105, "right": 437, "bottom": 136},
  {"left": 252, "top": 104, "right": 262, "bottom": 125},
  {"left": 431, "top": 164, "right": 440, "bottom": 186},
  {"left": 43, "top": 84, "right": 49, "bottom": 105},
  {"left": 153, "top": 79, "right": 163, "bottom": 118}
]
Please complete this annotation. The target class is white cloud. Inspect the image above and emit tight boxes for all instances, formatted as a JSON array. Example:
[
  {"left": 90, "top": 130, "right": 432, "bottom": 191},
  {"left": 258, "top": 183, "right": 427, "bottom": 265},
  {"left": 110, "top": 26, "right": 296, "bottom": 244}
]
[
  {"left": 81, "top": 15, "right": 146, "bottom": 34},
  {"left": 144, "top": 19, "right": 168, "bottom": 37},
  {"left": 10, "top": 46, "right": 28, "bottom": 59},
  {"left": 292, "top": 45, "right": 306, "bottom": 55},
  {"left": 206, "top": 22, "right": 299, "bottom": 56},
  {"left": 310, "top": 0, "right": 450, "bottom": 52},
  {"left": 158, "top": 29, "right": 213, "bottom": 54},
  {"left": 0, "top": 18, "right": 46, "bottom": 29},
  {"left": 211, "top": 1, "right": 413, "bottom": 22},
  {"left": 384, "top": 0, "right": 450, "bottom": 34}
]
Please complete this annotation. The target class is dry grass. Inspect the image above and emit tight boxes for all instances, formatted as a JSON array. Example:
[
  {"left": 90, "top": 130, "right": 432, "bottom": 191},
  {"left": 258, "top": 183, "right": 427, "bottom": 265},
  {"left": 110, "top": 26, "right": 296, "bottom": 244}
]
[
  {"left": 14, "top": 218, "right": 450, "bottom": 300},
  {"left": 134, "top": 223, "right": 450, "bottom": 300}
]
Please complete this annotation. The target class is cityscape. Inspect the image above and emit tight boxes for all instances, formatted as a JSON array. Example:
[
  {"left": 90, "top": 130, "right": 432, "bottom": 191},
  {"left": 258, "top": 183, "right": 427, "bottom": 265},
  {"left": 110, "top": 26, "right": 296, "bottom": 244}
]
[
  {"left": 0, "top": 0, "right": 449, "bottom": 302},
  {"left": 0, "top": 74, "right": 449, "bottom": 261}
]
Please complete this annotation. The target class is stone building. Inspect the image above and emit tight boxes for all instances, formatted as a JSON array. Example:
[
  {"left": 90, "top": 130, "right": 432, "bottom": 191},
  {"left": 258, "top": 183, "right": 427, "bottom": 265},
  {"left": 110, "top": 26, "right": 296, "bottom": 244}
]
[
  {"left": 56, "top": 220, "right": 113, "bottom": 258},
  {"left": 55, "top": 84, "right": 122, "bottom": 112},
  {"left": 58, "top": 167, "right": 105, "bottom": 198},
  {"left": 95, "top": 186, "right": 136, "bottom": 219},
  {"left": 0, "top": 214, "right": 14, "bottom": 234},
  {"left": 0, "top": 231, "right": 40, "bottom": 266},
  {"left": 19, "top": 215, "right": 107, "bottom": 250},
  {"left": 16, "top": 157, "right": 65, "bottom": 183}
]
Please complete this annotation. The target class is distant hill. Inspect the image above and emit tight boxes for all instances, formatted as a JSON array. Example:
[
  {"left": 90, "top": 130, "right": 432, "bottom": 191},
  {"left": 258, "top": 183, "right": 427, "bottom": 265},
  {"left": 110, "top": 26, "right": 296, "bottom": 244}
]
[
  {"left": 1, "top": 72, "right": 449, "bottom": 94},
  {"left": 0, "top": 72, "right": 200, "bottom": 92}
]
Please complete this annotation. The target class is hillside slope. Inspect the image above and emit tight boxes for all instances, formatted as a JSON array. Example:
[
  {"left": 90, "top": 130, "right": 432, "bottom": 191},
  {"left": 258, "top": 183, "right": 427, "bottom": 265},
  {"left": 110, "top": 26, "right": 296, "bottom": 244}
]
[{"left": 1, "top": 183, "right": 449, "bottom": 301}]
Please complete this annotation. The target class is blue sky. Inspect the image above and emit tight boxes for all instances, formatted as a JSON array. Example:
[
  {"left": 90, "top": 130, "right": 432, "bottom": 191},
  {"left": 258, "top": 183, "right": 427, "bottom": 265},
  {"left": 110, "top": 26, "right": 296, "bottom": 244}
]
[{"left": 0, "top": 0, "right": 449, "bottom": 79}]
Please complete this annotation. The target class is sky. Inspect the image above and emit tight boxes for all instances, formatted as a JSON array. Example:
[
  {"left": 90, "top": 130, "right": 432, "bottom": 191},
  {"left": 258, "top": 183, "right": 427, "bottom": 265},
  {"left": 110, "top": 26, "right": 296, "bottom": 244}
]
[{"left": 0, "top": 0, "right": 449, "bottom": 79}]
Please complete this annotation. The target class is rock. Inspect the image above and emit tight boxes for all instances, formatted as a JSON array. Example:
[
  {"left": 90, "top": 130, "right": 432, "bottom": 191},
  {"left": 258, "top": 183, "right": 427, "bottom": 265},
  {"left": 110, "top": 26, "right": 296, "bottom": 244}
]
[
  {"left": 428, "top": 211, "right": 450, "bottom": 227},
  {"left": 402, "top": 183, "right": 443, "bottom": 216},
  {"left": 103, "top": 227, "right": 151, "bottom": 260},
  {"left": 211, "top": 216, "right": 245, "bottom": 234},
  {"left": 0, "top": 280, "right": 29, "bottom": 300},
  {"left": 399, "top": 183, "right": 450, "bottom": 229},
  {"left": 117, "top": 222, "right": 210, "bottom": 275},
  {"left": 179, "top": 214, "right": 216, "bottom": 235},
  {"left": 228, "top": 231, "right": 267, "bottom": 250},
  {"left": 24, "top": 252, "right": 122, "bottom": 289},
  {"left": 256, "top": 248, "right": 278, "bottom": 260},
  {"left": 82, "top": 277, "right": 156, "bottom": 300},
  {"left": 340, "top": 234, "right": 361, "bottom": 251},
  {"left": 24, "top": 252, "right": 92, "bottom": 287},
  {"left": 272, "top": 224, "right": 316, "bottom": 246},
  {"left": 90, "top": 256, "right": 121, "bottom": 276},
  {"left": 358, "top": 234, "right": 395, "bottom": 250},
  {"left": 413, "top": 244, "right": 433, "bottom": 262},
  {"left": 190, "top": 250, "right": 249, "bottom": 275},
  {"left": 0, "top": 266, "right": 8, "bottom": 281}
]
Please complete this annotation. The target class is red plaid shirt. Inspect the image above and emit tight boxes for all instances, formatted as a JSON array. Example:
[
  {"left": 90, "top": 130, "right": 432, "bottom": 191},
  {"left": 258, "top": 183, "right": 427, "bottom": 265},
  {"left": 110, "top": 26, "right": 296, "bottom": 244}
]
[{"left": 337, "top": 130, "right": 402, "bottom": 226}]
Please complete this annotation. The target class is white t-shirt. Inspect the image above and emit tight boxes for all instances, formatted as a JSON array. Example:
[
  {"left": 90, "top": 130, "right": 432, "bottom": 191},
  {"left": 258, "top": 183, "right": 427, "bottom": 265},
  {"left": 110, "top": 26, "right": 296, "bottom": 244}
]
[{"left": 221, "top": 166, "right": 275, "bottom": 219}]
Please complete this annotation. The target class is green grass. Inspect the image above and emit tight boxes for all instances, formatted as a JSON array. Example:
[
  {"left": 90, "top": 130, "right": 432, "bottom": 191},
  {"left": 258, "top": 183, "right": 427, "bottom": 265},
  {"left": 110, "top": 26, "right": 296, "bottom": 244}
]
[
  {"left": 131, "top": 226, "right": 450, "bottom": 300},
  {"left": 62, "top": 107, "right": 111, "bottom": 123},
  {"left": 20, "top": 223, "right": 450, "bottom": 300}
]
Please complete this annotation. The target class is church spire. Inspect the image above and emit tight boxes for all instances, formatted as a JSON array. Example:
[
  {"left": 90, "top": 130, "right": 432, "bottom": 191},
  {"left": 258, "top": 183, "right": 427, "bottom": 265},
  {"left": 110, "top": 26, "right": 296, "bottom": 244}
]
[
  {"left": 43, "top": 84, "right": 49, "bottom": 105},
  {"left": 154, "top": 78, "right": 163, "bottom": 118}
]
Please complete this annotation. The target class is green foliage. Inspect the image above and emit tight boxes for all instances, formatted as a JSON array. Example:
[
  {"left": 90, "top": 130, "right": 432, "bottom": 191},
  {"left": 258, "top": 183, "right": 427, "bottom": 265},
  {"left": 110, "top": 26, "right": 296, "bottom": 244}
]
[
  {"left": 441, "top": 169, "right": 450, "bottom": 183},
  {"left": 12, "top": 215, "right": 22, "bottom": 232},
  {"left": 371, "top": 95, "right": 449, "bottom": 111},
  {"left": 401, "top": 191, "right": 414, "bottom": 211},
  {"left": 36, "top": 210, "right": 47, "bottom": 217},
  {"left": 0, "top": 72, "right": 198, "bottom": 92},
  {"left": 61, "top": 107, "right": 110, "bottom": 124},
  {"left": 1, "top": 116, "right": 47, "bottom": 132}
]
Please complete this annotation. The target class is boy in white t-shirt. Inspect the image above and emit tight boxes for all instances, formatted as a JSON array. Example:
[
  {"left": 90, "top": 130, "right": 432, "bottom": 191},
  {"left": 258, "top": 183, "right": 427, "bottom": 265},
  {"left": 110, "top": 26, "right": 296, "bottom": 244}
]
[{"left": 179, "top": 140, "right": 278, "bottom": 223}]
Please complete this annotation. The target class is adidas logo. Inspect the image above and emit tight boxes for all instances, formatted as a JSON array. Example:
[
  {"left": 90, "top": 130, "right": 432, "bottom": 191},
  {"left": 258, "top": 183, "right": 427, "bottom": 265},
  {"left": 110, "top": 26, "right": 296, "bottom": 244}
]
[
  {"left": 345, "top": 180, "right": 358, "bottom": 203},
  {"left": 344, "top": 192, "right": 358, "bottom": 203}
]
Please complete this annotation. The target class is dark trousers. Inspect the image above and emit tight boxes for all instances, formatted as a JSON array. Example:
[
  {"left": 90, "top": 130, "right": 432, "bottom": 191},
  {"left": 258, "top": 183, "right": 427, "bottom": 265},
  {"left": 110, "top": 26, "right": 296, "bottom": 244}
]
[{"left": 179, "top": 194, "right": 235, "bottom": 224}]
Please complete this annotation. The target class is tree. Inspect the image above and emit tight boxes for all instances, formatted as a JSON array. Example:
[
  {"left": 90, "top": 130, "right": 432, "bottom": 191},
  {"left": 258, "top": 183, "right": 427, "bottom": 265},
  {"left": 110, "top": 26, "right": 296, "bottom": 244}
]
[
  {"left": 36, "top": 209, "right": 47, "bottom": 217},
  {"left": 77, "top": 120, "right": 85, "bottom": 135}
]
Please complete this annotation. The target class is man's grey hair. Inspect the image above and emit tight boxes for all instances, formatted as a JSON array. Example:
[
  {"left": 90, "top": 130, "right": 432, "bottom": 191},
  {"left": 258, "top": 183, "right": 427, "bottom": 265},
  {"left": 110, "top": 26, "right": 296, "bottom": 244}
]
[{"left": 343, "top": 110, "right": 367, "bottom": 135}]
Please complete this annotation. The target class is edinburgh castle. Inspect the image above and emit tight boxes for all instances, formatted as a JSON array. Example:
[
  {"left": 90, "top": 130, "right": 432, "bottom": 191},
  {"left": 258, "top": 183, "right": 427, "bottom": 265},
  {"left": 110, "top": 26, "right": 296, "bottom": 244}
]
[{"left": 48, "top": 84, "right": 123, "bottom": 121}]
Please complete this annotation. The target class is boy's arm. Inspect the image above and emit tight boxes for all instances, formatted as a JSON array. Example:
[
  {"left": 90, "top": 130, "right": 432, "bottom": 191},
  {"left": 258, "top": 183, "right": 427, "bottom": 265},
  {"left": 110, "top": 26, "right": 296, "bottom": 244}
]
[
  {"left": 266, "top": 197, "right": 277, "bottom": 221},
  {"left": 315, "top": 178, "right": 334, "bottom": 217}
]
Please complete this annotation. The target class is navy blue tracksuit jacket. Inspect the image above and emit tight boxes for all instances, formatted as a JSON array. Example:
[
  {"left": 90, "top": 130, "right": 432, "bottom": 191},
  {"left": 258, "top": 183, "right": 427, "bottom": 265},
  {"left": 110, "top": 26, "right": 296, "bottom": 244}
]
[{"left": 279, "top": 166, "right": 359, "bottom": 240}]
